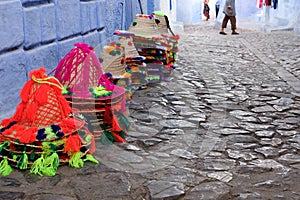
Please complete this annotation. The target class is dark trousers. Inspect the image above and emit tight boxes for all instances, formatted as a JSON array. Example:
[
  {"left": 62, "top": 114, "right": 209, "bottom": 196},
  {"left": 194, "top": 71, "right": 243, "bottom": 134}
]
[
  {"left": 215, "top": 5, "right": 220, "bottom": 18},
  {"left": 221, "top": 15, "right": 236, "bottom": 31}
]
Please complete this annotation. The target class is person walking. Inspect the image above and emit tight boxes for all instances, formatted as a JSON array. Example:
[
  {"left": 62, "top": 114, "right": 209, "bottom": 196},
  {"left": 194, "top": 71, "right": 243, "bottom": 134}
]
[
  {"left": 219, "top": 0, "right": 239, "bottom": 35},
  {"left": 203, "top": 0, "right": 210, "bottom": 21},
  {"left": 215, "top": 0, "right": 221, "bottom": 18}
]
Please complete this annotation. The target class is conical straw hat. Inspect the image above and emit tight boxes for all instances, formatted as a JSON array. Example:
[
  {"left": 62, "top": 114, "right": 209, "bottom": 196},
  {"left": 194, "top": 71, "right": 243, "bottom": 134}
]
[{"left": 0, "top": 67, "right": 97, "bottom": 176}]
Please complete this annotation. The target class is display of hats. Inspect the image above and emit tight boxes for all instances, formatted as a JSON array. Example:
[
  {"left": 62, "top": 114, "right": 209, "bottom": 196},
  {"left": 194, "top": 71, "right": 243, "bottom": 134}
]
[
  {"left": 128, "top": 14, "right": 161, "bottom": 36},
  {"left": 114, "top": 30, "right": 179, "bottom": 83},
  {"left": 97, "top": 38, "right": 127, "bottom": 77},
  {"left": 53, "top": 43, "right": 130, "bottom": 144},
  {"left": 0, "top": 67, "right": 98, "bottom": 177}
]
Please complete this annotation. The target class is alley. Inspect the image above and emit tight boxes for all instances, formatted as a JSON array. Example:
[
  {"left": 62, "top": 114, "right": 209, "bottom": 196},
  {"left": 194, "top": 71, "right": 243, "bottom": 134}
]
[{"left": 0, "top": 21, "right": 300, "bottom": 200}]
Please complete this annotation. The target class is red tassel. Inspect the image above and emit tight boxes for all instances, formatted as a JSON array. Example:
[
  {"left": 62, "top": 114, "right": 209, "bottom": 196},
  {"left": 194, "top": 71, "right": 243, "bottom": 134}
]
[
  {"left": 25, "top": 102, "right": 38, "bottom": 124},
  {"left": 64, "top": 134, "right": 82, "bottom": 154},
  {"left": 0, "top": 118, "right": 14, "bottom": 127},
  {"left": 20, "top": 81, "right": 34, "bottom": 102},
  {"left": 110, "top": 131, "right": 126, "bottom": 143},
  {"left": 2, "top": 128, "right": 14, "bottom": 136},
  {"left": 7, "top": 124, "right": 25, "bottom": 133},
  {"left": 104, "top": 105, "right": 112, "bottom": 124},
  {"left": 15, "top": 127, "right": 38, "bottom": 143},
  {"left": 34, "top": 83, "right": 49, "bottom": 105},
  {"left": 13, "top": 102, "right": 26, "bottom": 122},
  {"left": 58, "top": 96, "right": 71, "bottom": 117},
  {"left": 61, "top": 118, "right": 76, "bottom": 129},
  {"left": 111, "top": 116, "right": 122, "bottom": 132}
]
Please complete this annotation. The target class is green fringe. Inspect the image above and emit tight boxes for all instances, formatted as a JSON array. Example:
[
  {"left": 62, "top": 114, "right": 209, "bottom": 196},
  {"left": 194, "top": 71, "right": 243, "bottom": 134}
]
[
  {"left": 84, "top": 154, "right": 99, "bottom": 164},
  {"left": 0, "top": 141, "right": 10, "bottom": 153},
  {"left": 30, "top": 156, "right": 45, "bottom": 176},
  {"left": 69, "top": 152, "right": 84, "bottom": 168},
  {"left": 17, "top": 151, "right": 28, "bottom": 170},
  {"left": 44, "top": 152, "right": 59, "bottom": 171},
  {"left": 101, "top": 130, "right": 114, "bottom": 145},
  {"left": 0, "top": 157, "right": 13, "bottom": 176}
]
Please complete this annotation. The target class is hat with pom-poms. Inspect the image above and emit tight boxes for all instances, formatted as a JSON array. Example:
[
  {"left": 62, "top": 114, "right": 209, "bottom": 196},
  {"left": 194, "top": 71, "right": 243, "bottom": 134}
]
[
  {"left": 0, "top": 67, "right": 98, "bottom": 177},
  {"left": 53, "top": 43, "right": 130, "bottom": 144}
]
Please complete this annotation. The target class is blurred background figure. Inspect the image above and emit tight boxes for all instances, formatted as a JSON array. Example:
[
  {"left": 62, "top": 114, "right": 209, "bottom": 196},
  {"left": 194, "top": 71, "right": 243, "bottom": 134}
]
[
  {"left": 203, "top": 0, "right": 210, "bottom": 21},
  {"left": 215, "top": 0, "right": 221, "bottom": 18}
]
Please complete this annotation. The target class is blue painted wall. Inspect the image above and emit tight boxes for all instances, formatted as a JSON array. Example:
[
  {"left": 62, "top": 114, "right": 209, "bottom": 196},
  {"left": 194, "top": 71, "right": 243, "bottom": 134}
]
[{"left": 0, "top": 0, "right": 139, "bottom": 120}]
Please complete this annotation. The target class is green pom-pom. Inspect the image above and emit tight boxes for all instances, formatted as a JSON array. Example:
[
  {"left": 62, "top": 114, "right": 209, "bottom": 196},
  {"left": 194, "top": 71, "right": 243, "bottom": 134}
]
[
  {"left": 17, "top": 152, "right": 28, "bottom": 170},
  {"left": 69, "top": 152, "right": 84, "bottom": 168},
  {"left": 132, "top": 21, "right": 137, "bottom": 26},
  {"left": 84, "top": 154, "right": 99, "bottom": 164},
  {"left": 44, "top": 152, "right": 59, "bottom": 171},
  {"left": 30, "top": 156, "right": 45, "bottom": 176},
  {"left": 0, "top": 157, "right": 13, "bottom": 176}
]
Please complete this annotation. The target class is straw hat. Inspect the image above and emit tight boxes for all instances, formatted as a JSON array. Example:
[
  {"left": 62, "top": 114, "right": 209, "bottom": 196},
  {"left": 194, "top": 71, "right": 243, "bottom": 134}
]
[
  {"left": 0, "top": 67, "right": 97, "bottom": 176},
  {"left": 53, "top": 43, "right": 130, "bottom": 144}
]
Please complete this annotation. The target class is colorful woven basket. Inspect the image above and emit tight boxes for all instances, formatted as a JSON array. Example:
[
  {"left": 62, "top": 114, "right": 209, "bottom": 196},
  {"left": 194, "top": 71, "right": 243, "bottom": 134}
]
[
  {"left": 54, "top": 43, "right": 130, "bottom": 143},
  {"left": 0, "top": 67, "right": 98, "bottom": 177}
]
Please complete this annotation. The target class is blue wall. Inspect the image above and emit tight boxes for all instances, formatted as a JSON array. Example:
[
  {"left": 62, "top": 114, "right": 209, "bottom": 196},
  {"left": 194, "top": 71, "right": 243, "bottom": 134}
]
[{"left": 0, "top": 0, "right": 139, "bottom": 119}]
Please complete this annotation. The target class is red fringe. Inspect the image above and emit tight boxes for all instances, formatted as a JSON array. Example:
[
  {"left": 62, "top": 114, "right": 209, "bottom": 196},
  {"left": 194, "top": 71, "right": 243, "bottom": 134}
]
[
  {"left": 110, "top": 131, "right": 126, "bottom": 143},
  {"left": 61, "top": 118, "right": 76, "bottom": 129},
  {"left": 104, "top": 105, "right": 112, "bottom": 124},
  {"left": 29, "top": 67, "right": 47, "bottom": 79},
  {"left": 13, "top": 102, "right": 26, "bottom": 122},
  {"left": 16, "top": 127, "right": 38, "bottom": 143},
  {"left": 25, "top": 102, "right": 38, "bottom": 124},
  {"left": 34, "top": 84, "right": 49, "bottom": 105},
  {"left": 0, "top": 118, "right": 14, "bottom": 127},
  {"left": 58, "top": 96, "right": 71, "bottom": 117},
  {"left": 111, "top": 116, "right": 122, "bottom": 132},
  {"left": 20, "top": 81, "right": 34, "bottom": 103},
  {"left": 64, "top": 134, "right": 82, "bottom": 154}
]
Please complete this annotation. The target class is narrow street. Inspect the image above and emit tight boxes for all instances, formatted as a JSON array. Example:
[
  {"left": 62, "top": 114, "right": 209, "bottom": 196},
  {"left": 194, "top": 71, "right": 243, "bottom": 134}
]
[{"left": 0, "top": 20, "right": 300, "bottom": 200}]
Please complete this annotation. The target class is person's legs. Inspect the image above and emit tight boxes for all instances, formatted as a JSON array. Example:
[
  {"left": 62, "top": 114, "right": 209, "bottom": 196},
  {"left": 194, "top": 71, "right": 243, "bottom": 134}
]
[
  {"left": 229, "top": 16, "right": 238, "bottom": 34},
  {"left": 220, "top": 15, "right": 229, "bottom": 33}
]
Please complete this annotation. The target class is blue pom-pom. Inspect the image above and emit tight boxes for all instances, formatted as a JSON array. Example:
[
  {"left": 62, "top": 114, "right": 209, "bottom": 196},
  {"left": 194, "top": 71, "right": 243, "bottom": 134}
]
[
  {"left": 37, "top": 128, "right": 45, "bottom": 135},
  {"left": 105, "top": 72, "right": 112, "bottom": 78},
  {"left": 36, "top": 133, "right": 47, "bottom": 141},
  {"left": 56, "top": 131, "right": 64, "bottom": 138},
  {"left": 51, "top": 124, "right": 61, "bottom": 133}
]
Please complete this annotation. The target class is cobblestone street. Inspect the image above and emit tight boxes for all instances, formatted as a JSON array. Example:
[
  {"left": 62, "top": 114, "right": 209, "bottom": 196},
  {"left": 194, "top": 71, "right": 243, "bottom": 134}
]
[{"left": 1, "top": 21, "right": 300, "bottom": 200}]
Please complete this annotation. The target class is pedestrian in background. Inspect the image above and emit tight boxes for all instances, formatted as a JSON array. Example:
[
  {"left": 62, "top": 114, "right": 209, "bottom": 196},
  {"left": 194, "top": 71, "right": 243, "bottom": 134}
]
[
  {"left": 215, "top": 0, "right": 221, "bottom": 18},
  {"left": 219, "top": 0, "right": 239, "bottom": 35},
  {"left": 203, "top": 0, "right": 210, "bottom": 21}
]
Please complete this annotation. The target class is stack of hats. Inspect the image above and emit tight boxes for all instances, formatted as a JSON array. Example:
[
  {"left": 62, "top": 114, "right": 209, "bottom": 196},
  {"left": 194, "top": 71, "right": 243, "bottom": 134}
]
[
  {"left": 116, "top": 11, "right": 180, "bottom": 83},
  {"left": 53, "top": 43, "right": 130, "bottom": 144},
  {"left": 0, "top": 67, "right": 97, "bottom": 176}
]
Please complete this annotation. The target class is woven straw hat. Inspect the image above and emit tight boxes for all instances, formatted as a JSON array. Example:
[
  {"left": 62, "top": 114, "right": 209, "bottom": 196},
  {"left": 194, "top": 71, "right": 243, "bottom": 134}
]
[
  {"left": 53, "top": 43, "right": 130, "bottom": 144},
  {"left": 0, "top": 67, "right": 97, "bottom": 176}
]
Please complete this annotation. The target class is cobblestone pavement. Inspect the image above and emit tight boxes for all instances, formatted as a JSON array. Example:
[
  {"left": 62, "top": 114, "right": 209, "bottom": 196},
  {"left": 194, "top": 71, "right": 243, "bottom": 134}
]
[{"left": 1, "top": 21, "right": 300, "bottom": 200}]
